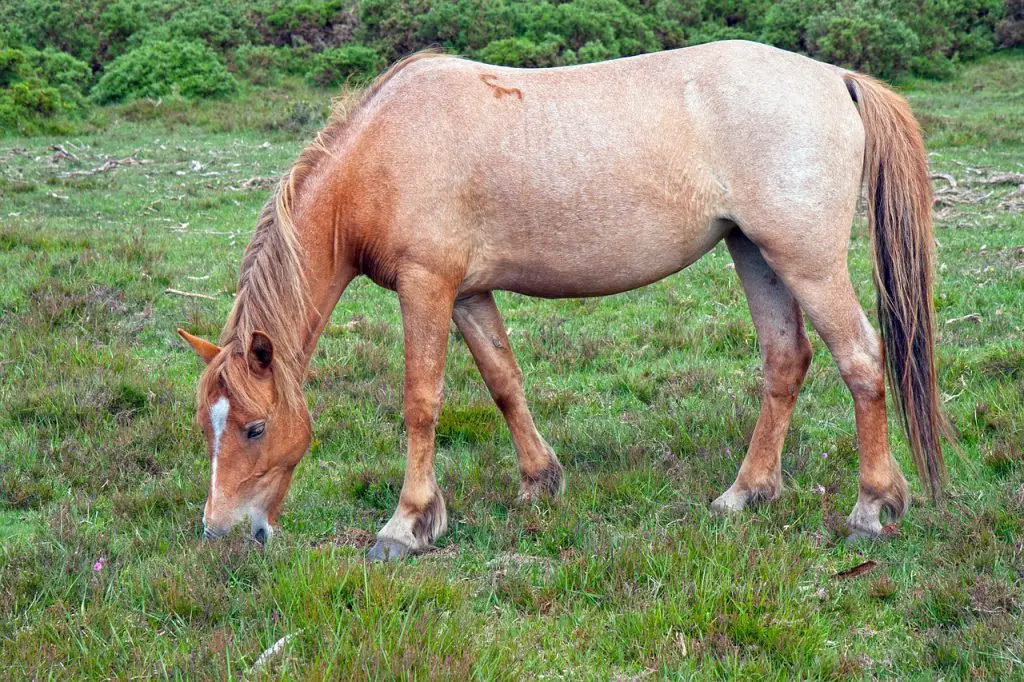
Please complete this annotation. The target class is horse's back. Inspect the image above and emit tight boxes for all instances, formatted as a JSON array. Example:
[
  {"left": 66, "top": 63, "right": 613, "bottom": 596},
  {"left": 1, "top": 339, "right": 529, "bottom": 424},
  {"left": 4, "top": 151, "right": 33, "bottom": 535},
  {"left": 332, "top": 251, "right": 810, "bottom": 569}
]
[{"left": 344, "top": 42, "right": 866, "bottom": 297}]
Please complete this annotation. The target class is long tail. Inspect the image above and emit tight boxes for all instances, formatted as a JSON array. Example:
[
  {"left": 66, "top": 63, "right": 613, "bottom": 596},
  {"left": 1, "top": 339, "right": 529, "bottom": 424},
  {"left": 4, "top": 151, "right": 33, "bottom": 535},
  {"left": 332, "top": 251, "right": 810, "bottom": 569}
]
[{"left": 843, "top": 72, "right": 953, "bottom": 501}]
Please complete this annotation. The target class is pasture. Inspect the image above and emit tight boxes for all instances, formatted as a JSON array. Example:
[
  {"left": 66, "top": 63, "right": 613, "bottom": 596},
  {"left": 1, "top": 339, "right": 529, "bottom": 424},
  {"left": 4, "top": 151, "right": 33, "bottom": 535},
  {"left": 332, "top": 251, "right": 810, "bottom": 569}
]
[{"left": 1, "top": 52, "right": 1022, "bottom": 679}]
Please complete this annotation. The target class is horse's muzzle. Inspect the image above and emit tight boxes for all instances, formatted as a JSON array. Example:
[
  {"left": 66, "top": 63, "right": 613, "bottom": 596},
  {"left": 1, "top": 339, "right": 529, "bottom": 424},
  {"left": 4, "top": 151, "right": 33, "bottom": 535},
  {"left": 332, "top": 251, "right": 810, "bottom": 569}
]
[{"left": 203, "top": 526, "right": 226, "bottom": 540}]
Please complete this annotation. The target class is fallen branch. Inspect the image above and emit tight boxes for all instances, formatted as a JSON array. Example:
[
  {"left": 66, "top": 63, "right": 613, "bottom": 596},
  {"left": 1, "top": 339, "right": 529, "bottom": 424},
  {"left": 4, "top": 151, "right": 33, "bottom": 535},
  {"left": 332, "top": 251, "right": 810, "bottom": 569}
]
[
  {"left": 980, "top": 172, "right": 1024, "bottom": 186},
  {"left": 164, "top": 288, "right": 217, "bottom": 301},
  {"left": 930, "top": 172, "right": 957, "bottom": 190},
  {"left": 60, "top": 151, "right": 150, "bottom": 178},
  {"left": 50, "top": 144, "right": 80, "bottom": 162}
]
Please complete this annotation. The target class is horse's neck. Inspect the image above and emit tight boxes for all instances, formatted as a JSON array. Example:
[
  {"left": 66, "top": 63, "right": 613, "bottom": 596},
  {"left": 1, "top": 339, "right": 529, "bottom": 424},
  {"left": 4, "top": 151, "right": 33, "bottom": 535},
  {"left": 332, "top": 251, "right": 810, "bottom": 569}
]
[{"left": 296, "top": 218, "right": 358, "bottom": 369}]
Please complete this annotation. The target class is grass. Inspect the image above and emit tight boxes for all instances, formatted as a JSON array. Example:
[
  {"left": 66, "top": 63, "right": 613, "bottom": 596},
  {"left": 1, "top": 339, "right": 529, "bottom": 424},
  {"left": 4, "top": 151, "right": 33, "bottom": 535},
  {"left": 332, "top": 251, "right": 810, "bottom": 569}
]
[{"left": 1, "top": 52, "right": 1022, "bottom": 679}]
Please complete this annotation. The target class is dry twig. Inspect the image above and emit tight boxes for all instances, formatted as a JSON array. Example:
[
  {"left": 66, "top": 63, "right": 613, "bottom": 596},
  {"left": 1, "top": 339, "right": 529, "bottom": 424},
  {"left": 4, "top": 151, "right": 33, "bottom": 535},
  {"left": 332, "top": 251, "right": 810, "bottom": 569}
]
[
  {"left": 60, "top": 151, "right": 150, "bottom": 178},
  {"left": 164, "top": 288, "right": 218, "bottom": 301}
]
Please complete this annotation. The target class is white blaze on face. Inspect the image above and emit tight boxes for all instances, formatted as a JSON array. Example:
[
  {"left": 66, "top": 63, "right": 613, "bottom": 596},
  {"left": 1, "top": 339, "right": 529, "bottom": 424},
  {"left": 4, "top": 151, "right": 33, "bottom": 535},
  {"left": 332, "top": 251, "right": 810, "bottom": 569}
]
[{"left": 209, "top": 396, "right": 230, "bottom": 502}]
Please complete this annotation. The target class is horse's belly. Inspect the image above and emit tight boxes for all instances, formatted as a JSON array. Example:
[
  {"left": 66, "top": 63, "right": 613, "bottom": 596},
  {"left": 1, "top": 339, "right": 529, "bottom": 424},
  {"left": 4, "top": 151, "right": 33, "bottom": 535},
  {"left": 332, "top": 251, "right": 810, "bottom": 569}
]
[{"left": 465, "top": 214, "right": 729, "bottom": 298}]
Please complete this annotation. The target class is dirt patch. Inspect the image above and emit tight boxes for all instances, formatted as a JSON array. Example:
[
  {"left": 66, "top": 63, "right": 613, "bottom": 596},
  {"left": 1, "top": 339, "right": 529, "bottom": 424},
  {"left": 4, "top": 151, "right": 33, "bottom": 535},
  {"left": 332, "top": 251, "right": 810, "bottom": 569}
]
[{"left": 315, "top": 527, "right": 376, "bottom": 550}]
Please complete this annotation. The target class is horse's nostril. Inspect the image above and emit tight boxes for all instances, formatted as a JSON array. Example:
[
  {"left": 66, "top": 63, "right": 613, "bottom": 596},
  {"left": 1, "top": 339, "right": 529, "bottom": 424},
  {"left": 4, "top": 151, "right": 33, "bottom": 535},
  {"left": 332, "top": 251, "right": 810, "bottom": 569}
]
[{"left": 253, "top": 527, "right": 268, "bottom": 544}]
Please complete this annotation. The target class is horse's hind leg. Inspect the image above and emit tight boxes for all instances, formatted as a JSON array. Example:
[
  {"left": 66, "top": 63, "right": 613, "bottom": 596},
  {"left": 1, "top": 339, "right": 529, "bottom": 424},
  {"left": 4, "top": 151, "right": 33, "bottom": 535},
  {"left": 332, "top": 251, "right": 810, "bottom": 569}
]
[
  {"left": 758, "top": 239, "right": 909, "bottom": 539},
  {"left": 712, "top": 231, "right": 812, "bottom": 513},
  {"left": 453, "top": 292, "right": 564, "bottom": 500}
]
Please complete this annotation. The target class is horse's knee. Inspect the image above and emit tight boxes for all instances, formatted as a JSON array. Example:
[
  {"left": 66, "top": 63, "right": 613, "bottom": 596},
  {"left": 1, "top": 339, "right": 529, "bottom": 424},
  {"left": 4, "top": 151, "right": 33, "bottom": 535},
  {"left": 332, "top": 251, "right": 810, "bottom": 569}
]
[{"left": 405, "top": 391, "right": 440, "bottom": 432}]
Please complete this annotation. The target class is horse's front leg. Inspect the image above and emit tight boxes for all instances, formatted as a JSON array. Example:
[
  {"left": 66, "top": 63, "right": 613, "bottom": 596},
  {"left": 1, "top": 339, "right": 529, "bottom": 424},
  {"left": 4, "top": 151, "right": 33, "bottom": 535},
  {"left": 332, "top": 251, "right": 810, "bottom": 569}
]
[{"left": 367, "top": 270, "right": 456, "bottom": 561}]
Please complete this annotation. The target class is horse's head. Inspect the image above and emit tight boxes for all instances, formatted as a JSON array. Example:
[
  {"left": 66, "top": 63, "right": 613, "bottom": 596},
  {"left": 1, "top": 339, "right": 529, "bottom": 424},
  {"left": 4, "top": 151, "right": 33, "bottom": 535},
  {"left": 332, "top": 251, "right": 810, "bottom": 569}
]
[{"left": 178, "top": 328, "right": 311, "bottom": 543}]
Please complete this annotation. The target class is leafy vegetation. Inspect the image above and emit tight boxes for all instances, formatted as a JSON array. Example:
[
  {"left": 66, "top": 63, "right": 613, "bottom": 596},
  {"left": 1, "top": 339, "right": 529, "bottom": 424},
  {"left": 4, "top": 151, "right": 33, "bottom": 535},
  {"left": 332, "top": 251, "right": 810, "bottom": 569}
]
[
  {"left": 90, "top": 40, "right": 238, "bottom": 104},
  {"left": 307, "top": 45, "right": 385, "bottom": 86},
  {"left": 0, "top": 32, "right": 92, "bottom": 135},
  {"left": 0, "top": 45, "right": 1022, "bottom": 678},
  {"left": 2, "top": 0, "right": 1023, "bottom": 135}
]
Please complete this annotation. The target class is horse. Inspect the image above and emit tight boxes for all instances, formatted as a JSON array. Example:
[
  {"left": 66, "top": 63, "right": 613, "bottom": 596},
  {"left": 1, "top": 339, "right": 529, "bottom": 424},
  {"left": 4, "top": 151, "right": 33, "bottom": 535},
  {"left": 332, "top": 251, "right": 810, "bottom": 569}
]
[{"left": 177, "top": 40, "right": 952, "bottom": 559}]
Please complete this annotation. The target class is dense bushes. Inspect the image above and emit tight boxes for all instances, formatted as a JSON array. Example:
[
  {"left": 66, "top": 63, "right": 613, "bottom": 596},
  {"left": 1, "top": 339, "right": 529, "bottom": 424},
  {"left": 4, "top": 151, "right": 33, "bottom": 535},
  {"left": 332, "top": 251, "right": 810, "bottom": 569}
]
[
  {"left": 805, "top": 3, "right": 922, "bottom": 78},
  {"left": 0, "top": 31, "right": 92, "bottom": 134},
  {"left": 359, "top": 0, "right": 1010, "bottom": 76},
  {"left": 307, "top": 45, "right": 385, "bottom": 86},
  {"left": 91, "top": 40, "right": 237, "bottom": 103},
  {"left": 0, "top": 0, "right": 1019, "bottom": 136}
]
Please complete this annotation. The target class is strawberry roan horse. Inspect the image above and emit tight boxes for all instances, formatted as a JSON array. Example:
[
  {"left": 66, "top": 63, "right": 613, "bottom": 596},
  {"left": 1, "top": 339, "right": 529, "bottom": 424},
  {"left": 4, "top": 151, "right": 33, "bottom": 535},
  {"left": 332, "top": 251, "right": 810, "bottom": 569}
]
[{"left": 178, "top": 41, "right": 951, "bottom": 559}]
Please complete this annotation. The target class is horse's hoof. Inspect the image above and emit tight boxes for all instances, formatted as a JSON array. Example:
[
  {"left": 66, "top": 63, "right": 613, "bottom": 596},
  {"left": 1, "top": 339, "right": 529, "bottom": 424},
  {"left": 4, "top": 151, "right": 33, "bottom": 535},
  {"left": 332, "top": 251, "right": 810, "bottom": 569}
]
[
  {"left": 844, "top": 499, "right": 886, "bottom": 542},
  {"left": 518, "top": 457, "right": 565, "bottom": 502},
  {"left": 367, "top": 538, "right": 414, "bottom": 561},
  {"left": 710, "top": 488, "right": 748, "bottom": 514},
  {"left": 844, "top": 527, "right": 883, "bottom": 544}
]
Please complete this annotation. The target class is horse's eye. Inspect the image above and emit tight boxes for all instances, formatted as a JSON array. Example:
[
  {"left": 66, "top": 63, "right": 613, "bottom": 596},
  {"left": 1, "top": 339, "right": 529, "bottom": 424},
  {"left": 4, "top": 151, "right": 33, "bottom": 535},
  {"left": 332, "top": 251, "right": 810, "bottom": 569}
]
[{"left": 246, "top": 422, "right": 266, "bottom": 440}]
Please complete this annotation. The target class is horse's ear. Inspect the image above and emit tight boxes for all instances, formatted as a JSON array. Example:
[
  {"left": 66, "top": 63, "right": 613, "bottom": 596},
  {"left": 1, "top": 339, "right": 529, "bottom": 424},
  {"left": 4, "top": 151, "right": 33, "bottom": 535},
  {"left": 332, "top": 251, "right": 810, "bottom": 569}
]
[
  {"left": 248, "top": 331, "right": 274, "bottom": 376},
  {"left": 177, "top": 328, "right": 221, "bottom": 364}
]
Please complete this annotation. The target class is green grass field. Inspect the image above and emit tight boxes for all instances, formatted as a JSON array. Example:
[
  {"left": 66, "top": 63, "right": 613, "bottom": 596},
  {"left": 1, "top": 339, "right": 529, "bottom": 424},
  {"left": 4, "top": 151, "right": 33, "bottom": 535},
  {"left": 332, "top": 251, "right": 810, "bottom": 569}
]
[{"left": 1, "top": 52, "right": 1022, "bottom": 679}]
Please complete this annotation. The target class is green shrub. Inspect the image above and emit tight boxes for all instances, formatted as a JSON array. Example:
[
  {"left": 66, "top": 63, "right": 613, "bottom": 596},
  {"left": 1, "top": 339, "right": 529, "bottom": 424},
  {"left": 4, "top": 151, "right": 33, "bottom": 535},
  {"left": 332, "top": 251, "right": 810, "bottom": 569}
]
[
  {"left": 411, "top": 0, "right": 664, "bottom": 67},
  {"left": 0, "top": 78, "right": 70, "bottom": 135},
  {"left": 477, "top": 37, "right": 562, "bottom": 67},
  {"left": 761, "top": 0, "right": 1008, "bottom": 79},
  {"left": 3, "top": 78, "right": 62, "bottom": 117},
  {"left": 307, "top": 45, "right": 384, "bottom": 86},
  {"left": 0, "top": 47, "right": 30, "bottom": 89},
  {"left": 131, "top": 6, "right": 256, "bottom": 52},
  {"left": 91, "top": 40, "right": 238, "bottom": 104},
  {"left": 29, "top": 47, "right": 93, "bottom": 108},
  {"left": 538, "top": 0, "right": 661, "bottom": 56},
  {"left": 0, "top": 32, "right": 91, "bottom": 135},
  {"left": 98, "top": 0, "right": 147, "bottom": 62},
  {"left": 805, "top": 2, "right": 920, "bottom": 79},
  {"left": 357, "top": 0, "right": 431, "bottom": 60},
  {"left": 761, "top": 0, "right": 824, "bottom": 51},
  {"left": 2, "top": 0, "right": 104, "bottom": 65},
  {"left": 234, "top": 44, "right": 314, "bottom": 85},
  {"left": 575, "top": 39, "right": 614, "bottom": 63}
]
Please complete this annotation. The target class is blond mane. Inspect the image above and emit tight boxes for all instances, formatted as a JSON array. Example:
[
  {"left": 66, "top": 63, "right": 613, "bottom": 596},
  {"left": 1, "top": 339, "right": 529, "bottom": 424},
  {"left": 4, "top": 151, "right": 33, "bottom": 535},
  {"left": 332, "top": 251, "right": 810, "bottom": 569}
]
[{"left": 200, "top": 51, "right": 450, "bottom": 414}]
